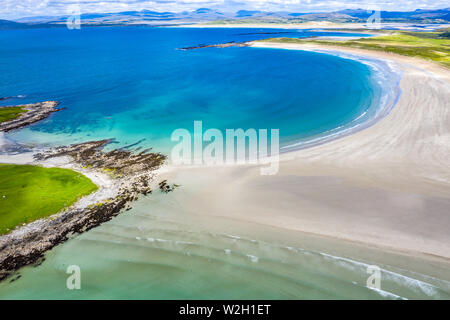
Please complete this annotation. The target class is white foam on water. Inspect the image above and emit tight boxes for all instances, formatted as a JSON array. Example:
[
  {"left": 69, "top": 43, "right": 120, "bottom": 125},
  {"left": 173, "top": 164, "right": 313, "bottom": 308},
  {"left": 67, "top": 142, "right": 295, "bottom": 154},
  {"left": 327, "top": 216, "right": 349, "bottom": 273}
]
[
  {"left": 175, "top": 240, "right": 194, "bottom": 245},
  {"left": 224, "top": 234, "right": 241, "bottom": 240},
  {"left": 367, "top": 286, "right": 407, "bottom": 300},
  {"left": 246, "top": 254, "right": 259, "bottom": 263},
  {"left": 214, "top": 232, "right": 446, "bottom": 298},
  {"left": 318, "top": 252, "right": 441, "bottom": 297}
]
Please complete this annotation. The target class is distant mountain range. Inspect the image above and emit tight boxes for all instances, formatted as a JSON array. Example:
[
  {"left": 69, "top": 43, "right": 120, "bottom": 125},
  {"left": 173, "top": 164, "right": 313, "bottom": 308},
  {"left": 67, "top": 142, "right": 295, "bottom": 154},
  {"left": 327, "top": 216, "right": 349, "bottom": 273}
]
[{"left": 1, "top": 7, "right": 449, "bottom": 29}]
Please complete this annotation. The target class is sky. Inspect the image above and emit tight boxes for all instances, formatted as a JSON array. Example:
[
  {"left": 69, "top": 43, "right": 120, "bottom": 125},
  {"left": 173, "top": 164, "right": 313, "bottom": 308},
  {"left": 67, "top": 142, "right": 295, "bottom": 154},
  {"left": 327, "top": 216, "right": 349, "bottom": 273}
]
[{"left": 1, "top": 0, "right": 449, "bottom": 20}]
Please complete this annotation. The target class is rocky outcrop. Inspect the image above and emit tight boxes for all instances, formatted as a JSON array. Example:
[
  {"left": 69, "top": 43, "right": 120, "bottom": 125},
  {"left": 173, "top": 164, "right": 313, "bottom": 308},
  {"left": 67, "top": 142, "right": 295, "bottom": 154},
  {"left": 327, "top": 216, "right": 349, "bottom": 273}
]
[
  {"left": 0, "top": 101, "right": 63, "bottom": 132},
  {"left": 35, "top": 139, "right": 166, "bottom": 177},
  {"left": 0, "top": 139, "right": 170, "bottom": 282}
]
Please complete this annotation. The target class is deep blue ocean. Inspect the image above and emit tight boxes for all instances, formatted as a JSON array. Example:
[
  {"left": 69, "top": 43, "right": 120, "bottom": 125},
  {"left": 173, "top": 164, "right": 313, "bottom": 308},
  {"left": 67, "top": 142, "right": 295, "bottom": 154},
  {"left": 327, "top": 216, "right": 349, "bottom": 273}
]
[{"left": 0, "top": 27, "right": 380, "bottom": 155}]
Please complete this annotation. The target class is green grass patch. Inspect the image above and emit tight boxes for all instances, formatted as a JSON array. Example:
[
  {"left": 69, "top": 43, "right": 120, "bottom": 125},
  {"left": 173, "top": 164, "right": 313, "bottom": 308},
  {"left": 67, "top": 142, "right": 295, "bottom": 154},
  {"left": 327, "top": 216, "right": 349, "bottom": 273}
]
[
  {"left": 0, "top": 164, "right": 98, "bottom": 234},
  {"left": 260, "top": 31, "right": 450, "bottom": 68},
  {"left": 0, "top": 106, "right": 27, "bottom": 123}
]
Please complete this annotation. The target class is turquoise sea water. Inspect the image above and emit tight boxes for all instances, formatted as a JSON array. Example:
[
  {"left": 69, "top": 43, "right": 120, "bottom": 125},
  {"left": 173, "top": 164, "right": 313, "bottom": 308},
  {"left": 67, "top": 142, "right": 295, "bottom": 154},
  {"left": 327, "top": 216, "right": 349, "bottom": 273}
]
[{"left": 2, "top": 27, "right": 448, "bottom": 299}]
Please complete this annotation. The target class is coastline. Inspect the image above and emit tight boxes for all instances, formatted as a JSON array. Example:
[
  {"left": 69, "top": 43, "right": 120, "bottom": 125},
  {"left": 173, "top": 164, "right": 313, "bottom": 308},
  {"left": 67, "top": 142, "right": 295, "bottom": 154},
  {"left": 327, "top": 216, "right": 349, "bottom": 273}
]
[
  {"left": 155, "top": 42, "right": 450, "bottom": 264},
  {"left": 277, "top": 46, "right": 402, "bottom": 152}
]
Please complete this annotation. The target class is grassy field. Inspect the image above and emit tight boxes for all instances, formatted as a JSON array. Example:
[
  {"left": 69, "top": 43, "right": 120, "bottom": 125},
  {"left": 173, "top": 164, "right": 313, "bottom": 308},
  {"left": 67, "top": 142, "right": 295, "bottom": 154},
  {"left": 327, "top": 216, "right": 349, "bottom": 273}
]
[
  {"left": 0, "top": 164, "right": 98, "bottom": 234},
  {"left": 260, "top": 29, "right": 450, "bottom": 67},
  {"left": 0, "top": 106, "right": 27, "bottom": 123}
]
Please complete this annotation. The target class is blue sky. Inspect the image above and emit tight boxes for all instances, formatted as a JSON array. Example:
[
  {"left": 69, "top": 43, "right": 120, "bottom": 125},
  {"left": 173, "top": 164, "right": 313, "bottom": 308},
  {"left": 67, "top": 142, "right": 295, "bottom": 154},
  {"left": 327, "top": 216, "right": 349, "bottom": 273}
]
[{"left": 1, "top": 0, "right": 449, "bottom": 20}]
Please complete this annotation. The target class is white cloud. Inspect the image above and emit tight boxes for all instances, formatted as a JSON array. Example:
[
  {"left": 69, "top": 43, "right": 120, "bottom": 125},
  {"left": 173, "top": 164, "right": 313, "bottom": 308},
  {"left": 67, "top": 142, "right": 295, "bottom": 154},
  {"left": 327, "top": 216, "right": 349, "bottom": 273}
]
[{"left": 0, "top": 0, "right": 448, "bottom": 19}]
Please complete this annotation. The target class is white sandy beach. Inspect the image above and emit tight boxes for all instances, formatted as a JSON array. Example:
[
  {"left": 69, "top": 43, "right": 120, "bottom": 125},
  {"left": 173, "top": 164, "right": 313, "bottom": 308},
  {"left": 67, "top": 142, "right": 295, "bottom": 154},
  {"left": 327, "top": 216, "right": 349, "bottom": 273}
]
[{"left": 156, "top": 42, "right": 450, "bottom": 262}]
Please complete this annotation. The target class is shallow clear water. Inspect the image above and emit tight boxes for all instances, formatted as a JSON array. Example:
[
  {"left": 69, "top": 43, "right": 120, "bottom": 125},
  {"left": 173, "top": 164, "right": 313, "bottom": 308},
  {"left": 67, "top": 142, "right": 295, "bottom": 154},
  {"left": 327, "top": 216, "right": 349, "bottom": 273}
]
[{"left": 2, "top": 27, "right": 445, "bottom": 300}]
